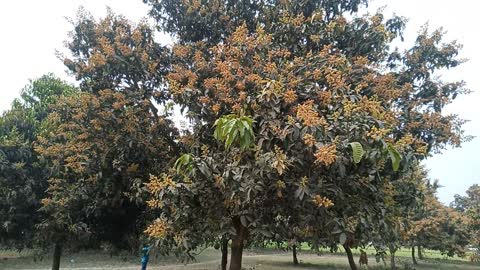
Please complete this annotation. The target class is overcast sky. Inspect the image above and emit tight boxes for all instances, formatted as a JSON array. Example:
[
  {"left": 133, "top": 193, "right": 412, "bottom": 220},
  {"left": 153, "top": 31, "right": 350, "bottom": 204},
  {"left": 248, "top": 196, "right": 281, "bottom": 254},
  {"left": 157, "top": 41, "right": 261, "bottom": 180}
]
[{"left": 0, "top": 0, "right": 478, "bottom": 204}]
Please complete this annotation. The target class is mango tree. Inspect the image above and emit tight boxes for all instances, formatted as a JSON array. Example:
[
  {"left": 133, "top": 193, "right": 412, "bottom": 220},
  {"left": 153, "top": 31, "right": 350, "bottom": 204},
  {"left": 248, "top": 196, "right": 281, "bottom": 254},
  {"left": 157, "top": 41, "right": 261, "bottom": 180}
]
[
  {"left": 452, "top": 184, "right": 480, "bottom": 251},
  {"left": 140, "top": 1, "right": 470, "bottom": 270},
  {"left": 33, "top": 10, "right": 178, "bottom": 270},
  {"left": 0, "top": 75, "right": 75, "bottom": 261}
]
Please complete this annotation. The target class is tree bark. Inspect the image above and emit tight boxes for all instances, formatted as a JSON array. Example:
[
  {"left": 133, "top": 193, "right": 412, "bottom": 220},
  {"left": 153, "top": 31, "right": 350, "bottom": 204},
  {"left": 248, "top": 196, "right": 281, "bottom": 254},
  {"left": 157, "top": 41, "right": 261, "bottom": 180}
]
[
  {"left": 343, "top": 245, "right": 358, "bottom": 270},
  {"left": 221, "top": 237, "right": 228, "bottom": 270},
  {"left": 390, "top": 248, "right": 396, "bottom": 270},
  {"left": 229, "top": 217, "right": 248, "bottom": 270},
  {"left": 411, "top": 246, "right": 418, "bottom": 265},
  {"left": 417, "top": 245, "right": 424, "bottom": 260},
  {"left": 52, "top": 243, "right": 62, "bottom": 270},
  {"left": 292, "top": 244, "right": 299, "bottom": 265}
]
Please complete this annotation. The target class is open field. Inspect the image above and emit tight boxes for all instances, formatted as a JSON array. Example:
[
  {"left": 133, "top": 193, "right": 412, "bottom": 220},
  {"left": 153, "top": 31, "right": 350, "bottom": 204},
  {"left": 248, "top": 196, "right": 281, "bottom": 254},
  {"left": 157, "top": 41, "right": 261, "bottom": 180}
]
[{"left": 1, "top": 247, "right": 479, "bottom": 270}]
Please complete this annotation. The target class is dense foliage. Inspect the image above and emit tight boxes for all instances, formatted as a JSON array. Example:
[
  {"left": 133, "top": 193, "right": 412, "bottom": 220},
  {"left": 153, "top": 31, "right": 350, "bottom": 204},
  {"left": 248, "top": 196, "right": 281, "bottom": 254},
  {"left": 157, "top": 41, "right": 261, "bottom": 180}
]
[
  {"left": 141, "top": 1, "right": 470, "bottom": 270},
  {"left": 0, "top": 74, "right": 75, "bottom": 250},
  {"left": 452, "top": 184, "right": 480, "bottom": 249}
]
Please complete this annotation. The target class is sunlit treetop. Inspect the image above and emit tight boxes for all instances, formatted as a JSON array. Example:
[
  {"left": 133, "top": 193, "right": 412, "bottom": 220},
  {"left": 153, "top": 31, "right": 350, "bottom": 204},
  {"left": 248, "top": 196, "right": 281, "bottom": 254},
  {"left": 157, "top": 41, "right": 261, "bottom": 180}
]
[{"left": 61, "top": 8, "right": 170, "bottom": 111}]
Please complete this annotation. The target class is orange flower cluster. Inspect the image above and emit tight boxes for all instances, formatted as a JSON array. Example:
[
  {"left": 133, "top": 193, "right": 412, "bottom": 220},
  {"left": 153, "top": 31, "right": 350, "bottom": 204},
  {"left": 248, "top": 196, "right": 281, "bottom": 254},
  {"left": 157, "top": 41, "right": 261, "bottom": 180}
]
[
  {"left": 173, "top": 44, "right": 190, "bottom": 58},
  {"left": 283, "top": 89, "right": 298, "bottom": 104},
  {"left": 312, "top": 194, "right": 334, "bottom": 208},
  {"left": 296, "top": 100, "right": 322, "bottom": 127},
  {"left": 317, "top": 91, "right": 332, "bottom": 105},
  {"left": 144, "top": 218, "right": 168, "bottom": 238},
  {"left": 232, "top": 103, "right": 241, "bottom": 112},
  {"left": 146, "top": 175, "right": 163, "bottom": 194},
  {"left": 358, "top": 96, "right": 383, "bottom": 117},
  {"left": 415, "top": 143, "right": 428, "bottom": 155},
  {"left": 132, "top": 29, "right": 142, "bottom": 44},
  {"left": 198, "top": 96, "right": 210, "bottom": 104},
  {"left": 238, "top": 91, "right": 247, "bottom": 101},
  {"left": 396, "top": 134, "right": 414, "bottom": 149},
  {"left": 146, "top": 174, "right": 176, "bottom": 195},
  {"left": 366, "top": 126, "right": 390, "bottom": 140},
  {"left": 279, "top": 12, "right": 306, "bottom": 28},
  {"left": 41, "top": 198, "right": 52, "bottom": 207},
  {"left": 168, "top": 79, "right": 184, "bottom": 96},
  {"left": 353, "top": 56, "right": 369, "bottom": 66},
  {"left": 303, "top": 134, "right": 316, "bottom": 147},
  {"left": 89, "top": 52, "right": 107, "bottom": 67},
  {"left": 146, "top": 199, "right": 164, "bottom": 209},
  {"left": 98, "top": 37, "right": 115, "bottom": 57},
  {"left": 230, "top": 23, "right": 249, "bottom": 44},
  {"left": 382, "top": 111, "right": 399, "bottom": 127},
  {"left": 212, "top": 104, "right": 221, "bottom": 114},
  {"left": 314, "top": 144, "right": 337, "bottom": 166},
  {"left": 324, "top": 67, "right": 347, "bottom": 90}
]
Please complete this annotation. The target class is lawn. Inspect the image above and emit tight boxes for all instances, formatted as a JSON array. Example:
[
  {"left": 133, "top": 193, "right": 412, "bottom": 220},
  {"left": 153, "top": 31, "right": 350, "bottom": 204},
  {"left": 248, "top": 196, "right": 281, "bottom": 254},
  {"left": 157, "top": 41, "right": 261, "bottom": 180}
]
[{"left": 1, "top": 247, "right": 479, "bottom": 270}]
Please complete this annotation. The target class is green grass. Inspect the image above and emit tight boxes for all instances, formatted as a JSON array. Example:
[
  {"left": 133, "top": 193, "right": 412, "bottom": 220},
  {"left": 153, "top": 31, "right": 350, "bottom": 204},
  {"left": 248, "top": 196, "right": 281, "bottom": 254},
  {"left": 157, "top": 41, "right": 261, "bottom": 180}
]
[{"left": 1, "top": 247, "right": 479, "bottom": 270}]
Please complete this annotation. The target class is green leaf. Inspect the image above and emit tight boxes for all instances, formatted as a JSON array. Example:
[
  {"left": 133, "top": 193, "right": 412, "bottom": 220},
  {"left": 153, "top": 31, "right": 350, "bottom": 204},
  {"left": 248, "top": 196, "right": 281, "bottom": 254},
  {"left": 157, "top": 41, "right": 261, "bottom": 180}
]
[
  {"left": 213, "top": 114, "right": 255, "bottom": 151},
  {"left": 349, "top": 142, "right": 365, "bottom": 164},
  {"left": 387, "top": 145, "right": 402, "bottom": 172},
  {"left": 174, "top": 153, "right": 193, "bottom": 173}
]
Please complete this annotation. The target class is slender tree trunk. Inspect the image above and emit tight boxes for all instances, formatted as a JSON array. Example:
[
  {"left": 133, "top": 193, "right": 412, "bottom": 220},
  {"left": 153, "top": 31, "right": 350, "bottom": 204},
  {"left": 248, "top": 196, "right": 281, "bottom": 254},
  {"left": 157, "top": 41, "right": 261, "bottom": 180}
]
[
  {"left": 221, "top": 237, "right": 228, "bottom": 270},
  {"left": 417, "top": 245, "right": 424, "bottom": 260},
  {"left": 229, "top": 217, "right": 248, "bottom": 270},
  {"left": 343, "top": 245, "right": 358, "bottom": 270},
  {"left": 52, "top": 243, "right": 62, "bottom": 270},
  {"left": 389, "top": 248, "right": 396, "bottom": 270},
  {"left": 411, "top": 246, "right": 418, "bottom": 265},
  {"left": 292, "top": 244, "right": 299, "bottom": 265}
]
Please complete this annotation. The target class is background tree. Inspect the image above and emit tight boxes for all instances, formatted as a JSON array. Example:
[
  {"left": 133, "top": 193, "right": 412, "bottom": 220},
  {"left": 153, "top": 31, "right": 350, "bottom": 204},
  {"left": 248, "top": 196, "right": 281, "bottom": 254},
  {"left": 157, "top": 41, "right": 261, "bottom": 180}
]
[
  {"left": 451, "top": 184, "right": 480, "bottom": 249},
  {"left": 374, "top": 165, "right": 425, "bottom": 269},
  {"left": 31, "top": 10, "right": 178, "bottom": 270},
  {"left": 0, "top": 74, "right": 75, "bottom": 251},
  {"left": 407, "top": 179, "right": 470, "bottom": 260}
]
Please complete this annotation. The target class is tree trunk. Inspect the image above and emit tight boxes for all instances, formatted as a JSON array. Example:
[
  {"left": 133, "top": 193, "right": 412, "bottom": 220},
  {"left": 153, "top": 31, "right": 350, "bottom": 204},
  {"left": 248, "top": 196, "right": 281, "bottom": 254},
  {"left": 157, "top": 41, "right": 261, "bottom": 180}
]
[
  {"left": 390, "top": 248, "right": 396, "bottom": 270},
  {"left": 411, "top": 246, "right": 418, "bottom": 265},
  {"left": 229, "top": 217, "right": 248, "bottom": 270},
  {"left": 52, "top": 243, "right": 62, "bottom": 270},
  {"left": 417, "top": 245, "right": 424, "bottom": 260},
  {"left": 221, "top": 237, "right": 228, "bottom": 270},
  {"left": 292, "top": 244, "right": 299, "bottom": 265},
  {"left": 343, "top": 245, "right": 358, "bottom": 270}
]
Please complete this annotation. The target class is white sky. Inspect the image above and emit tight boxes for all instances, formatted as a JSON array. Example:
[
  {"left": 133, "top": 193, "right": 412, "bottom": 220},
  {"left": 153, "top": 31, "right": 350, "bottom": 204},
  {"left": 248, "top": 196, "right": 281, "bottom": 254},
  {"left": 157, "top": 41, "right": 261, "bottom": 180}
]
[{"left": 0, "top": 0, "right": 478, "bottom": 204}]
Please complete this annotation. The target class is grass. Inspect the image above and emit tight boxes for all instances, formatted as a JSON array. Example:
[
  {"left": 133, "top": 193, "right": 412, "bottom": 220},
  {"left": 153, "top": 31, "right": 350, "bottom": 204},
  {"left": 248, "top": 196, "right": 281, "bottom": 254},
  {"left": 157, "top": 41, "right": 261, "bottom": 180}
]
[{"left": 1, "top": 247, "right": 479, "bottom": 270}]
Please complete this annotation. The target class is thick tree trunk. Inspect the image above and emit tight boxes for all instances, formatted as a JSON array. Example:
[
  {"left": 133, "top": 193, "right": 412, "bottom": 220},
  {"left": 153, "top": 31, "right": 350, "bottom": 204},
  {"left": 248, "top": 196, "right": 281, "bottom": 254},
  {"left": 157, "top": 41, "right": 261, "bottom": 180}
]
[
  {"left": 229, "top": 235, "right": 244, "bottom": 270},
  {"left": 343, "top": 245, "right": 358, "bottom": 270},
  {"left": 229, "top": 217, "right": 248, "bottom": 270},
  {"left": 411, "top": 246, "right": 418, "bottom": 265},
  {"left": 221, "top": 237, "right": 228, "bottom": 270},
  {"left": 292, "top": 244, "right": 299, "bottom": 265},
  {"left": 52, "top": 243, "right": 62, "bottom": 270},
  {"left": 390, "top": 249, "right": 396, "bottom": 270},
  {"left": 417, "top": 245, "right": 424, "bottom": 260}
]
